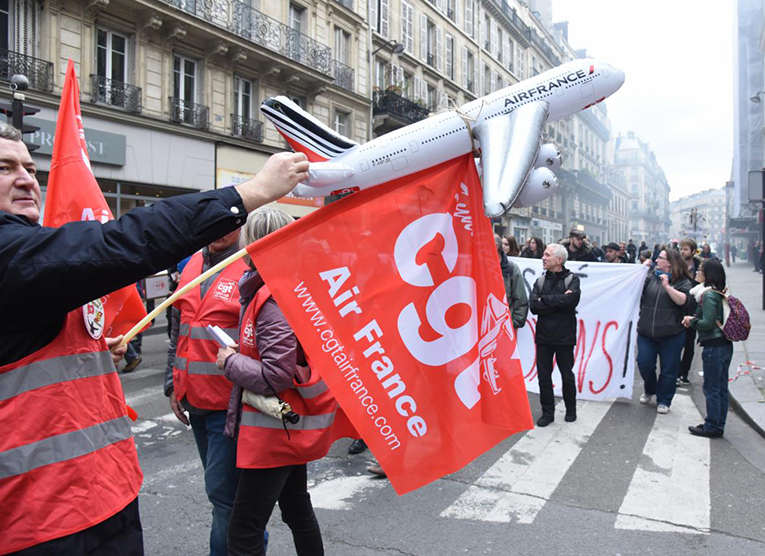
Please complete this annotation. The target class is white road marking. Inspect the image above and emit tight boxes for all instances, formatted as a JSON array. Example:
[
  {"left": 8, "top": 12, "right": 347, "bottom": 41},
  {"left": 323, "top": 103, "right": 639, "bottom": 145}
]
[
  {"left": 131, "top": 420, "right": 158, "bottom": 434},
  {"left": 441, "top": 399, "right": 612, "bottom": 523},
  {"left": 125, "top": 388, "right": 160, "bottom": 406},
  {"left": 142, "top": 459, "right": 203, "bottom": 488},
  {"left": 615, "top": 392, "right": 710, "bottom": 534},
  {"left": 309, "top": 472, "right": 388, "bottom": 510}
]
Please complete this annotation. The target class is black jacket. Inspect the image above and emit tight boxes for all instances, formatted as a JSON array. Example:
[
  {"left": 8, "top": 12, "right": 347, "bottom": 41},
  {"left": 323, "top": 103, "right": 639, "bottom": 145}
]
[
  {"left": 0, "top": 187, "right": 246, "bottom": 366},
  {"left": 529, "top": 268, "right": 581, "bottom": 345},
  {"left": 636, "top": 273, "right": 692, "bottom": 339}
]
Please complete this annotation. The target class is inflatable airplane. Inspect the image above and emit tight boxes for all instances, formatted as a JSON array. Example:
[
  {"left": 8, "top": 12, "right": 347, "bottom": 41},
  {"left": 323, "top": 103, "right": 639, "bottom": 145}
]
[{"left": 260, "top": 59, "right": 625, "bottom": 216}]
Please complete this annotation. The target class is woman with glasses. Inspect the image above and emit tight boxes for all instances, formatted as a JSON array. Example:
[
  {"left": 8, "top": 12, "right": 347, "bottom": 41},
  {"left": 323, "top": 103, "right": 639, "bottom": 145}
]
[
  {"left": 682, "top": 259, "right": 732, "bottom": 438},
  {"left": 637, "top": 249, "right": 693, "bottom": 414}
]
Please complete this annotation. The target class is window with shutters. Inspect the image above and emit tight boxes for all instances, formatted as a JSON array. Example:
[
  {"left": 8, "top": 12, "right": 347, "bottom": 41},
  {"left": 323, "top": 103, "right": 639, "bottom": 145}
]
[
  {"left": 464, "top": 0, "right": 473, "bottom": 38},
  {"left": 482, "top": 12, "right": 490, "bottom": 50},
  {"left": 516, "top": 45, "right": 525, "bottom": 79},
  {"left": 288, "top": 4, "right": 306, "bottom": 61},
  {"left": 426, "top": 83, "right": 437, "bottom": 111},
  {"left": 96, "top": 29, "right": 127, "bottom": 84},
  {"left": 402, "top": 1, "right": 413, "bottom": 54},
  {"left": 173, "top": 55, "right": 196, "bottom": 105},
  {"left": 445, "top": 34, "right": 454, "bottom": 81},
  {"left": 12, "top": 0, "right": 37, "bottom": 57},
  {"left": 426, "top": 18, "right": 436, "bottom": 68},
  {"left": 374, "top": 58, "right": 385, "bottom": 90},
  {"left": 234, "top": 75, "right": 255, "bottom": 120},
  {"left": 333, "top": 110, "right": 349, "bottom": 136},
  {"left": 334, "top": 27, "right": 350, "bottom": 65},
  {"left": 403, "top": 71, "right": 413, "bottom": 99},
  {"left": 1, "top": 0, "right": 9, "bottom": 50},
  {"left": 94, "top": 28, "right": 134, "bottom": 108},
  {"left": 466, "top": 50, "right": 475, "bottom": 93},
  {"left": 446, "top": 0, "right": 456, "bottom": 22},
  {"left": 496, "top": 28, "right": 503, "bottom": 62},
  {"left": 483, "top": 62, "right": 490, "bottom": 95},
  {"left": 371, "top": 0, "right": 389, "bottom": 36}
]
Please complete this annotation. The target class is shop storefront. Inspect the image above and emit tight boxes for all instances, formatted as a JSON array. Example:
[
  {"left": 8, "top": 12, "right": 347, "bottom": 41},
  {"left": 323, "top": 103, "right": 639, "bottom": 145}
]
[
  {"left": 216, "top": 144, "right": 324, "bottom": 219},
  {"left": 25, "top": 107, "right": 214, "bottom": 220}
]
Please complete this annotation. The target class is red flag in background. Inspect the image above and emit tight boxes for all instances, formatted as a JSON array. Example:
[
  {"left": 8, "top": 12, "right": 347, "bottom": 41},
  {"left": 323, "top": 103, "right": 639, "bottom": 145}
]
[
  {"left": 248, "top": 155, "right": 533, "bottom": 494},
  {"left": 43, "top": 59, "right": 147, "bottom": 337}
]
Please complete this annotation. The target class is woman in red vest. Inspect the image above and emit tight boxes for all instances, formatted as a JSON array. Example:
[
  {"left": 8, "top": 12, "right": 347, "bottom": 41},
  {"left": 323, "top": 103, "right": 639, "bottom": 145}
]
[{"left": 217, "top": 207, "right": 354, "bottom": 556}]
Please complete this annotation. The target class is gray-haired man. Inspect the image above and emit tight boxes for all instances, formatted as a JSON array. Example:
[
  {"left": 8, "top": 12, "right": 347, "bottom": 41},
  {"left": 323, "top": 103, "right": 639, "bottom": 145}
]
[{"left": 529, "top": 244, "right": 581, "bottom": 427}]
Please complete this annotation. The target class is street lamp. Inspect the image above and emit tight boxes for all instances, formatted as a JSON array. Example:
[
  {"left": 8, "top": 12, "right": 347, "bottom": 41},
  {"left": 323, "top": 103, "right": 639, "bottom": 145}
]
[
  {"left": 750, "top": 91, "right": 765, "bottom": 103},
  {"left": 372, "top": 39, "right": 405, "bottom": 56}
]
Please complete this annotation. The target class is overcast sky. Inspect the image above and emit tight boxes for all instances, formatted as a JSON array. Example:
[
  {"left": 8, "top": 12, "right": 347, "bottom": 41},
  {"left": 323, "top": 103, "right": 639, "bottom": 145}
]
[{"left": 554, "top": 0, "right": 734, "bottom": 201}]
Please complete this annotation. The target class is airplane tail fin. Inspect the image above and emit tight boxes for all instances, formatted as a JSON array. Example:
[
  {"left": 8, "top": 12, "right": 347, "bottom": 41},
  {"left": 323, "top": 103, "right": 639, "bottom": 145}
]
[{"left": 260, "top": 96, "right": 358, "bottom": 162}]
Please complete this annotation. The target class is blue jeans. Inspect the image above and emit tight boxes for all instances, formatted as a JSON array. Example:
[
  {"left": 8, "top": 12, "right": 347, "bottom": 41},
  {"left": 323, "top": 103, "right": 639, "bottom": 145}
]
[
  {"left": 189, "top": 411, "right": 243, "bottom": 556},
  {"left": 637, "top": 331, "right": 686, "bottom": 407},
  {"left": 701, "top": 343, "right": 733, "bottom": 433}
]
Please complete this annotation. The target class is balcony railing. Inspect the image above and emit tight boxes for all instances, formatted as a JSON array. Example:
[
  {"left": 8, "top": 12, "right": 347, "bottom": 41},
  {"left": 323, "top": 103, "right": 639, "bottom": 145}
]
[
  {"left": 90, "top": 75, "right": 142, "bottom": 113},
  {"left": 527, "top": 28, "right": 561, "bottom": 66},
  {"left": 373, "top": 91, "right": 429, "bottom": 125},
  {"left": 0, "top": 49, "right": 54, "bottom": 92},
  {"left": 331, "top": 60, "right": 354, "bottom": 92},
  {"left": 496, "top": 1, "right": 529, "bottom": 40},
  {"left": 427, "top": 53, "right": 435, "bottom": 68},
  {"left": 231, "top": 114, "right": 263, "bottom": 141},
  {"left": 159, "top": 0, "right": 332, "bottom": 75},
  {"left": 169, "top": 97, "right": 209, "bottom": 130}
]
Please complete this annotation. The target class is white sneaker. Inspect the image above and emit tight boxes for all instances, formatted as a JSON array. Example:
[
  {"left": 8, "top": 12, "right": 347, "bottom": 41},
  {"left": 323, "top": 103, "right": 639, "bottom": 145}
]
[
  {"left": 639, "top": 393, "right": 653, "bottom": 404},
  {"left": 657, "top": 404, "right": 670, "bottom": 414}
]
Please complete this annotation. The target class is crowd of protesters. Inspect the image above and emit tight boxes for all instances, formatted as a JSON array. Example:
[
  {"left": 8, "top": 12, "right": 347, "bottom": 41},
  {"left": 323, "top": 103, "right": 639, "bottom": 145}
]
[{"left": 499, "top": 228, "right": 741, "bottom": 440}]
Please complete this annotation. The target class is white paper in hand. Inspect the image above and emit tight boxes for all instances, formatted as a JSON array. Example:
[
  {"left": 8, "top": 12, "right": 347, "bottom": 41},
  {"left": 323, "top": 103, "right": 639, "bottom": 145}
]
[{"left": 206, "top": 325, "right": 236, "bottom": 348}]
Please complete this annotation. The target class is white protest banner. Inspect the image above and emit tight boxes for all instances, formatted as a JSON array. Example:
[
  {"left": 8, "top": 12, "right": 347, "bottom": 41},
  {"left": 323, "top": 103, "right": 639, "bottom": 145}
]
[{"left": 510, "top": 258, "right": 648, "bottom": 401}]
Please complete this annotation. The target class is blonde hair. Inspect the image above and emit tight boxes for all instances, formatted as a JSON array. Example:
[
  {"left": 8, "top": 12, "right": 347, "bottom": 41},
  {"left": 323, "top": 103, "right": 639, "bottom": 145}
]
[{"left": 240, "top": 207, "right": 294, "bottom": 266}]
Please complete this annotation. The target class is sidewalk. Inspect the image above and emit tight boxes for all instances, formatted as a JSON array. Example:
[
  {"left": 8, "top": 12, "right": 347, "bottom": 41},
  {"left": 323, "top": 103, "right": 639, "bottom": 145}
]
[{"left": 723, "top": 261, "right": 765, "bottom": 437}]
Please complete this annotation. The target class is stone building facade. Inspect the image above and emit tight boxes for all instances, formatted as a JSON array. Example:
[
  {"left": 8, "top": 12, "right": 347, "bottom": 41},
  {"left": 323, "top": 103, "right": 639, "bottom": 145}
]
[{"left": 1, "top": 0, "right": 371, "bottom": 217}]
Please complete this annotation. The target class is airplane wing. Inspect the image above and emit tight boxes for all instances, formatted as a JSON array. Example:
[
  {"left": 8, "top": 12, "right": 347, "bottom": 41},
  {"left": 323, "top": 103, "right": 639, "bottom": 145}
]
[{"left": 474, "top": 101, "right": 550, "bottom": 217}]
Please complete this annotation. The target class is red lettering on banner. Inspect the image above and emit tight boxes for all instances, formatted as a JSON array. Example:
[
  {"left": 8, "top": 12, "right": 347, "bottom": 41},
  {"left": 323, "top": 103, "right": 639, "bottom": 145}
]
[
  {"left": 523, "top": 317, "right": 538, "bottom": 381},
  {"left": 575, "top": 319, "right": 601, "bottom": 393},
  {"left": 590, "top": 320, "right": 618, "bottom": 394}
]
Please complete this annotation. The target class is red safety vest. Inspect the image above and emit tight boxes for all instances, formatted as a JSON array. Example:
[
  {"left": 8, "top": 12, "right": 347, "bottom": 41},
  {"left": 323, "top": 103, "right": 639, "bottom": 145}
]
[
  {"left": 0, "top": 303, "right": 143, "bottom": 554},
  {"left": 173, "top": 252, "right": 248, "bottom": 410},
  {"left": 237, "top": 286, "right": 355, "bottom": 469}
]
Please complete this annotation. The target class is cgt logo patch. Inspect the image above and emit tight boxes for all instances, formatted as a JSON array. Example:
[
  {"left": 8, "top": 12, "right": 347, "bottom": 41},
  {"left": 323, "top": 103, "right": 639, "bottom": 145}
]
[
  {"left": 241, "top": 319, "right": 255, "bottom": 348},
  {"left": 213, "top": 278, "right": 238, "bottom": 302},
  {"left": 83, "top": 298, "right": 105, "bottom": 340}
]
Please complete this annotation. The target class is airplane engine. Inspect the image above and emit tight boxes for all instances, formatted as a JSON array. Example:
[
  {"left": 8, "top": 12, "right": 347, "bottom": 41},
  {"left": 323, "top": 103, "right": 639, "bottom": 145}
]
[
  {"left": 512, "top": 167, "right": 559, "bottom": 208},
  {"left": 534, "top": 143, "right": 562, "bottom": 171}
]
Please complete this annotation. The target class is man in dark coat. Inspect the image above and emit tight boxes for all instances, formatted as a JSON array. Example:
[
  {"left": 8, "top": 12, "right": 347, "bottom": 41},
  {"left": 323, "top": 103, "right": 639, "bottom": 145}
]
[
  {"left": 626, "top": 239, "right": 637, "bottom": 263},
  {"left": 529, "top": 243, "right": 582, "bottom": 427},
  {"left": 562, "top": 228, "right": 597, "bottom": 262},
  {"left": 0, "top": 121, "right": 308, "bottom": 554}
]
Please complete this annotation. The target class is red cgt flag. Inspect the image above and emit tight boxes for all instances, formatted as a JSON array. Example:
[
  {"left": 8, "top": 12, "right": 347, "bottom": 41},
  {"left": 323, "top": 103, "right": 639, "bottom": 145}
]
[
  {"left": 43, "top": 59, "right": 146, "bottom": 337},
  {"left": 248, "top": 155, "right": 533, "bottom": 494}
]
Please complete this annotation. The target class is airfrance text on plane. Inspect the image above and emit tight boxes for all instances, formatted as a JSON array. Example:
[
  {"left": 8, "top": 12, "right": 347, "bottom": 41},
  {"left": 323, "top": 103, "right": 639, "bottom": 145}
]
[{"left": 504, "top": 68, "right": 592, "bottom": 106}]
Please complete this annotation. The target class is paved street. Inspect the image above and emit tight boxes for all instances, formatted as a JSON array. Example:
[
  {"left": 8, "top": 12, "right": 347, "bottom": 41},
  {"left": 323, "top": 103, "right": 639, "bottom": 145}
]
[{"left": 124, "top": 302, "right": 765, "bottom": 556}]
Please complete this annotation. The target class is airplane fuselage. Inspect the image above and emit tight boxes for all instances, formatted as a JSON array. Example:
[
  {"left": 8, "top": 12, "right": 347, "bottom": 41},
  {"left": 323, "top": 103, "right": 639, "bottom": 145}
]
[{"left": 308, "top": 59, "right": 624, "bottom": 196}]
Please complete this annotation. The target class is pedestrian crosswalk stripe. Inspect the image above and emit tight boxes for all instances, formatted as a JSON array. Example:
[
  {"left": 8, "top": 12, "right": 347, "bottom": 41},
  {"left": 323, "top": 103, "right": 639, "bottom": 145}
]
[
  {"left": 440, "top": 399, "right": 612, "bottom": 523},
  {"left": 309, "top": 473, "right": 388, "bottom": 510},
  {"left": 615, "top": 393, "right": 710, "bottom": 534}
]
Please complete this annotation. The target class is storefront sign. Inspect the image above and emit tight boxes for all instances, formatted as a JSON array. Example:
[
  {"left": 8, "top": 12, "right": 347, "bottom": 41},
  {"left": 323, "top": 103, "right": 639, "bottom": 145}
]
[{"left": 23, "top": 117, "right": 126, "bottom": 166}]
